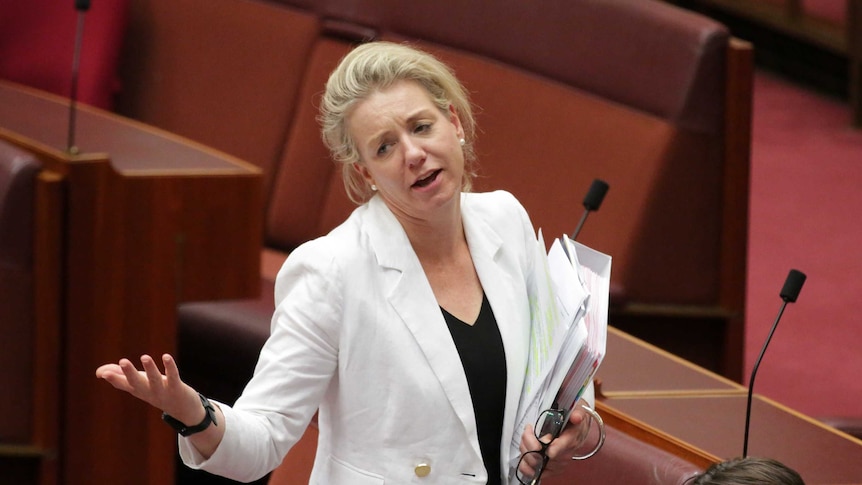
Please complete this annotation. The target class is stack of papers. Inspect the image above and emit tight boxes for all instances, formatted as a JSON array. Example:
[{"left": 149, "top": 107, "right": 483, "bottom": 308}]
[{"left": 509, "top": 229, "right": 612, "bottom": 467}]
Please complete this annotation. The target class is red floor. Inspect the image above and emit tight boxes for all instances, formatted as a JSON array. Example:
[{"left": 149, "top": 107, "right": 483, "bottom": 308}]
[{"left": 745, "top": 70, "right": 862, "bottom": 420}]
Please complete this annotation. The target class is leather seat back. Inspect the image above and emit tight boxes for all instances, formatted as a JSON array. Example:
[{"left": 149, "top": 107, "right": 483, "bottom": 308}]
[
  {"left": 0, "top": 140, "right": 41, "bottom": 443},
  {"left": 0, "top": 0, "right": 130, "bottom": 109}
]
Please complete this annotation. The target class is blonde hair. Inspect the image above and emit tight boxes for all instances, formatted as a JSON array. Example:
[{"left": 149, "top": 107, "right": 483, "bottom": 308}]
[{"left": 319, "top": 41, "right": 477, "bottom": 204}]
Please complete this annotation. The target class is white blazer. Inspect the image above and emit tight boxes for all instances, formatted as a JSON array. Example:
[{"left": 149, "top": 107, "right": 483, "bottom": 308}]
[{"left": 180, "top": 191, "right": 537, "bottom": 483}]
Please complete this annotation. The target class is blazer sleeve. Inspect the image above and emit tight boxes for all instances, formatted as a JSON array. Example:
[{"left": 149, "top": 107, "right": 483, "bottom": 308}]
[{"left": 179, "top": 238, "right": 344, "bottom": 482}]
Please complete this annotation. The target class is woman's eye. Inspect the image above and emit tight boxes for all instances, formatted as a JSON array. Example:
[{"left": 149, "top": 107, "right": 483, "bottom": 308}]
[
  {"left": 414, "top": 123, "right": 431, "bottom": 134},
  {"left": 377, "top": 143, "right": 391, "bottom": 156}
]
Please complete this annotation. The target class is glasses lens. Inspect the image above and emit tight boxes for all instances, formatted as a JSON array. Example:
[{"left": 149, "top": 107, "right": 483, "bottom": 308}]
[
  {"left": 535, "top": 409, "right": 565, "bottom": 444},
  {"left": 516, "top": 450, "right": 546, "bottom": 484}
]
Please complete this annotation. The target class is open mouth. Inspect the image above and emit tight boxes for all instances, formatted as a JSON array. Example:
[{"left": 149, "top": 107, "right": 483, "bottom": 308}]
[{"left": 412, "top": 169, "right": 441, "bottom": 188}]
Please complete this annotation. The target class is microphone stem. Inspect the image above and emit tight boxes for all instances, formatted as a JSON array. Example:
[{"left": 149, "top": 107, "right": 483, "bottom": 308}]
[
  {"left": 743, "top": 299, "right": 789, "bottom": 457},
  {"left": 571, "top": 210, "right": 589, "bottom": 241},
  {"left": 68, "top": 11, "right": 86, "bottom": 154}
]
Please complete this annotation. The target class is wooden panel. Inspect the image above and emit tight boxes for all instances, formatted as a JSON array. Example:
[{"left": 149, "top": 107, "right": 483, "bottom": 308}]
[
  {"left": 32, "top": 171, "right": 63, "bottom": 485},
  {"left": 595, "top": 400, "right": 720, "bottom": 471},
  {"left": 0, "top": 80, "right": 263, "bottom": 485},
  {"left": 596, "top": 316, "right": 862, "bottom": 483},
  {"left": 718, "top": 37, "right": 754, "bottom": 381},
  {"left": 0, "top": 81, "right": 264, "bottom": 303},
  {"left": 602, "top": 394, "right": 862, "bottom": 483},
  {"left": 596, "top": 320, "right": 862, "bottom": 484},
  {"left": 596, "top": 327, "right": 742, "bottom": 396}
]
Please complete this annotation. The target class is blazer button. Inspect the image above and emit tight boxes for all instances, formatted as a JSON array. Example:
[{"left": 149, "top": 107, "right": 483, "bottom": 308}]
[{"left": 414, "top": 463, "right": 431, "bottom": 477}]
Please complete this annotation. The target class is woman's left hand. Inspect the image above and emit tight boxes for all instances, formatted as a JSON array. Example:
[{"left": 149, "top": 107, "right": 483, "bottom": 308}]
[{"left": 517, "top": 399, "right": 592, "bottom": 478}]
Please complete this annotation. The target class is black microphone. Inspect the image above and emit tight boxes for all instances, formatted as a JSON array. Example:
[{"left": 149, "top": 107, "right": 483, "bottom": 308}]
[
  {"left": 571, "top": 178, "right": 609, "bottom": 241},
  {"left": 742, "top": 269, "right": 807, "bottom": 457},
  {"left": 67, "top": 0, "right": 92, "bottom": 154}
]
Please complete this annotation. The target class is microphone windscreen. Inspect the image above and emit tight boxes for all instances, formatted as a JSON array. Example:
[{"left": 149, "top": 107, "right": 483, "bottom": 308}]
[
  {"left": 75, "top": 0, "right": 91, "bottom": 11},
  {"left": 780, "top": 269, "right": 806, "bottom": 303},
  {"left": 583, "top": 179, "right": 609, "bottom": 211}
]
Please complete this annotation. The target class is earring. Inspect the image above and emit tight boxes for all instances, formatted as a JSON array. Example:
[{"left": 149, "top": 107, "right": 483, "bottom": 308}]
[
  {"left": 371, "top": 184, "right": 377, "bottom": 191},
  {"left": 459, "top": 138, "right": 465, "bottom": 146}
]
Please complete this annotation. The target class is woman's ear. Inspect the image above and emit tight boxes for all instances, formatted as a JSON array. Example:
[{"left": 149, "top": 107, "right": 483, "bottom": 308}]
[
  {"left": 353, "top": 162, "right": 373, "bottom": 186},
  {"left": 448, "top": 104, "right": 464, "bottom": 140}
]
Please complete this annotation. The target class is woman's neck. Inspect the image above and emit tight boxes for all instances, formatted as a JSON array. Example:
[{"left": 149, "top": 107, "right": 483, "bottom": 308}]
[
  {"left": 396, "top": 197, "right": 466, "bottom": 264},
  {"left": 405, "top": 216, "right": 465, "bottom": 264}
]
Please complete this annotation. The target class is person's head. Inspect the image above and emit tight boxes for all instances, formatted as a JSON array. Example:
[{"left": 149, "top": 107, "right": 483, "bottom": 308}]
[
  {"left": 692, "top": 457, "right": 805, "bottom": 485},
  {"left": 319, "top": 41, "right": 477, "bottom": 205}
]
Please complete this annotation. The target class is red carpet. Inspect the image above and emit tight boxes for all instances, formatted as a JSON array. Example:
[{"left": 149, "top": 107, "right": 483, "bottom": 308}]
[{"left": 746, "top": 70, "right": 862, "bottom": 420}]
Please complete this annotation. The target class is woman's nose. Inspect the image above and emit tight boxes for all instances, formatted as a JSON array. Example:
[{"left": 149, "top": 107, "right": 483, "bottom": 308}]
[{"left": 402, "top": 137, "right": 426, "bottom": 167}]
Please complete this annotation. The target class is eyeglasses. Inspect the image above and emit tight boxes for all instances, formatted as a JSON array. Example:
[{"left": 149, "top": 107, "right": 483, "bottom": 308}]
[
  {"left": 516, "top": 408, "right": 566, "bottom": 484},
  {"left": 515, "top": 404, "right": 606, "bottom": 485}
]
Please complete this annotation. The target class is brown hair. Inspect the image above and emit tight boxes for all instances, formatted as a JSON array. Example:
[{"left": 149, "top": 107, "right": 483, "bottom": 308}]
[{"left": 692, "top": 457, "right": 805, "bottom": 485}]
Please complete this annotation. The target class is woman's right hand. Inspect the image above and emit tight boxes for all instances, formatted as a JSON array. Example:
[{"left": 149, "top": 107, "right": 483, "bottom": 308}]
[
  {"left": 95, "top": 353, "right": 225, "bottom": 458},
  {"left": 95, "top": 353, "right": 198, "bottom": 418}
]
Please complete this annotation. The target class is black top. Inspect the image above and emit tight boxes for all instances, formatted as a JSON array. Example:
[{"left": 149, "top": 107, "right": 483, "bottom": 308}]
[{"left": 441, "top": 294, "right": 507, "bottom": 485}]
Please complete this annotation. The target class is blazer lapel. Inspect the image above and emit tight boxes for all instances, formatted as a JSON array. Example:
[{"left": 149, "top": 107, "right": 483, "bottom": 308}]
[
  {"left": 362, "top": 195, "right": 529, "bottom": 468},
  {"left": 363, "top": 197, "right": 481, "bottom": 453},
  {"left": 461, "top": 196, "right": 529, "bottom": 467}
]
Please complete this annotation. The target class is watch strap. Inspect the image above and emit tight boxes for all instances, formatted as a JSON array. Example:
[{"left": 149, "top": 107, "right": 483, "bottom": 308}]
[{"left": 162, "top": 393, "right": 218, "bottom": 437}]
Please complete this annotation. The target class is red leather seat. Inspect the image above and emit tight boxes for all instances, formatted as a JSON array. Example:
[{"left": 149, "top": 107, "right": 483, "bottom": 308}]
[
  {"left": 0, "top": 140, "right": 41, "bottom": 445},
  {"left": 0, "top": 0, "right": 130, "bottom": 109},
  {"left": 545, "top": 425, "right": 703, "bottom": 484}
]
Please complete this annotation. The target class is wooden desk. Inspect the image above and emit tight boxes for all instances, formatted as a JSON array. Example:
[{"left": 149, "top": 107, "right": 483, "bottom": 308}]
[
  {"left": 596, "top": 327, "right": 862, "bottom": 484},
  {"left": 597, "top": 326, "right": 743, "bottom": 396},
  {"left": 0, "top": 81, "right": 263, "bottom": 485},
  {"left": 603, "top": 394, "right": 862, "bottom": 484}
]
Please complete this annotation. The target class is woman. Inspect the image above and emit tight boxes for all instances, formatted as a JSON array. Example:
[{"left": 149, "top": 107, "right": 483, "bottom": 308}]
[{"left": 96, "top": 41, "right": 593, "bottom": 484}]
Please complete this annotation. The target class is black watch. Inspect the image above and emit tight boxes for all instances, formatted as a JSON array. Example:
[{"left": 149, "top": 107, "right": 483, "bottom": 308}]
[{"left": 162, "top": 393, "right": 218, "bottom": 436}]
